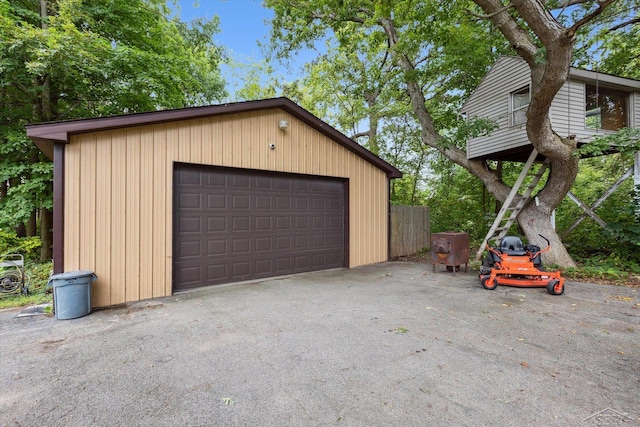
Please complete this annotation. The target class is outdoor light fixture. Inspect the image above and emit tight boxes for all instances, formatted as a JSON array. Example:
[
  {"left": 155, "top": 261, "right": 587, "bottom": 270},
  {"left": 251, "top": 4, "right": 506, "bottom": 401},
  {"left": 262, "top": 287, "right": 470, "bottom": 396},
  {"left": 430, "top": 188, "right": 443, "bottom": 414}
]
[{"left": 278, "top": 120, "right": 289, "bottom": 130}]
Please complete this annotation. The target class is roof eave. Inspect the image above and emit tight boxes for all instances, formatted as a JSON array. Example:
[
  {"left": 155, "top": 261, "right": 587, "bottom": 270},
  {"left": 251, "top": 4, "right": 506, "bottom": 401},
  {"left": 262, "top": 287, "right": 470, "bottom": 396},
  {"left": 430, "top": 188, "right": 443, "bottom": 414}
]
[{"left": 26, "top": 97, "right": 402, "bottom": 179}]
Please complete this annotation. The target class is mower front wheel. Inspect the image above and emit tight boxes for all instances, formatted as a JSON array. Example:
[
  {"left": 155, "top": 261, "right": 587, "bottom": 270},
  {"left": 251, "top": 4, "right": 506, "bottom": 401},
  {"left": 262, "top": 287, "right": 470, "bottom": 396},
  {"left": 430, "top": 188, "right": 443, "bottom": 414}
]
[
  {"left": 481, "top": 275, "right": 498, "bottom": 290},
  {"left": 546, "top": 279, "right": 564, "bottom": 296}
]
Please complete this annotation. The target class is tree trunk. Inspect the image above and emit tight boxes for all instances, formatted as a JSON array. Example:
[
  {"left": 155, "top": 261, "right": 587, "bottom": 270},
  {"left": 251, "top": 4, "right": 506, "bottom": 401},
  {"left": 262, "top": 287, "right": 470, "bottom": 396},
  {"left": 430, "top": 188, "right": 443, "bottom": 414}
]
[
  {"left": 26, "top": 211, "right": 37, "bottom": 237},
  {"left": 516, "top": 154, "right": 579, "bottom": 266},
  {"left": 35, "top": 0, "right": 53, "bottom": 262},
  {"left": 377, "top": 2, "right": 613, "bottom": 267},
  {"left": 40, "top": 207, "right": 52, "bottom": 261},
  {"left": 364, "top": 91, "right": 380, "bottom": 155},
  {"left": 494, "top": 161, "right": 502, "bottom": 214},
  {"left": 518, "top": 204, "right": 576, "bottom": 267}
]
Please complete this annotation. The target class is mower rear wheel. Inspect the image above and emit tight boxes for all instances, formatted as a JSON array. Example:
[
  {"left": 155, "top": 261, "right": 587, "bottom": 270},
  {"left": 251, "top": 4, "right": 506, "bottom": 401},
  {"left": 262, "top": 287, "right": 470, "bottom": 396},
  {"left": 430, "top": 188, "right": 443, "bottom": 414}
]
[
  {"left": 546, "top": 279, "right": 564, "bottom": 296},
  {"left": 481, "top": 275, "right": 498, "bottom": 290}
]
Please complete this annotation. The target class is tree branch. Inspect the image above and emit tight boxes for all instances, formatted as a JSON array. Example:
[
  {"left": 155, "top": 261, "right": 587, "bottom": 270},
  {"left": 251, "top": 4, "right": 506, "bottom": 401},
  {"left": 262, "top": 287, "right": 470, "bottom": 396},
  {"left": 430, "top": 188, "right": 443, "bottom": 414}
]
[
  {"left": 466, "top": 2, "right": 513, "bottom": 19},
  {"left": 567, "top": 0, "right": 616, "bottom": 37},
  {"left": 351, "top": 131, "right": 370, "bottom": 140},
  {"left": 376, "top": 15, "right": 511, "bottom": 201},
  {"left": 310, "top": 13, "right": 365, "bottom": 24},
  {"left": 471, "top": 0, "right": 539, "bottom": 65},
  {"left": 608, "top": 16, "right": 640, "bottom": 32}
]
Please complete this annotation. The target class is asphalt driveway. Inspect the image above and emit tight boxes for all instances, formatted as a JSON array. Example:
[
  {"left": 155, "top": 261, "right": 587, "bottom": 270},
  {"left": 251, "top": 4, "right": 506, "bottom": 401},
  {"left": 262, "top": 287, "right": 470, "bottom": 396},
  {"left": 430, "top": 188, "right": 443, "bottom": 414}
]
[{"left": 1, "top": 262, "right": 639, "bottom": 426}]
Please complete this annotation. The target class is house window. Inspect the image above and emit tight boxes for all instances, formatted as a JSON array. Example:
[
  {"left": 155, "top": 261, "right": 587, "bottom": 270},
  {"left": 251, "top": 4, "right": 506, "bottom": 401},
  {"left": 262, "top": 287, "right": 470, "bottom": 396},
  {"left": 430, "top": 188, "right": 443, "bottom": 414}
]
[
  {"left": 585, "top": 84, "right": 628, "bottom": 131},
  {"left": 511, "top": 87, "right": 530, "bottom": 126}
]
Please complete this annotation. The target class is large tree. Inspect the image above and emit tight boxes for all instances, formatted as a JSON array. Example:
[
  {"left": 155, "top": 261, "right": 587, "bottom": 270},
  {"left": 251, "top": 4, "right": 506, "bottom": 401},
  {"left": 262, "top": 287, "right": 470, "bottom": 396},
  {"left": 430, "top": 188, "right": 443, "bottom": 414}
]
[
  {"left": 266, "top": 0, "right": 636, "bottom": 266},
  {"left": 0, "top": 0, "right": 225, "bottom": 260}
]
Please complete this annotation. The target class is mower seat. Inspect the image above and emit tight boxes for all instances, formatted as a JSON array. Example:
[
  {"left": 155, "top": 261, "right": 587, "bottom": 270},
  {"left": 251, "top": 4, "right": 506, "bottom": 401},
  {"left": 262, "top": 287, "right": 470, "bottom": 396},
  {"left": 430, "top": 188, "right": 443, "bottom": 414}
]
[{"left": 500, "top": 236, "right": 527, "bottom": 256}]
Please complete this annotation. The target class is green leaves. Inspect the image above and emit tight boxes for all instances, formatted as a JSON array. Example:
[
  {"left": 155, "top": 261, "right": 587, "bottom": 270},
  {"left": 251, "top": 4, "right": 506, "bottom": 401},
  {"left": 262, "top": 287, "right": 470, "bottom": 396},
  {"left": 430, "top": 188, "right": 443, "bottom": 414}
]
[
  {"left": 576, "top": 128, "right": 640, "bottom": 158},
  {"left": 0, "top": 0, "right": 226, "bottom": 240}
]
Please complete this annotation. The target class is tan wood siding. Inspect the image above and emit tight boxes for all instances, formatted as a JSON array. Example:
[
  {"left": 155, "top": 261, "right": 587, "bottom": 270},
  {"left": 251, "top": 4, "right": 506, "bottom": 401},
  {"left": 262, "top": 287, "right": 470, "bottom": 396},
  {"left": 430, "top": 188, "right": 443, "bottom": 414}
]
[{"left": 64, "top": 109, "right": 389, "bottom": 307}]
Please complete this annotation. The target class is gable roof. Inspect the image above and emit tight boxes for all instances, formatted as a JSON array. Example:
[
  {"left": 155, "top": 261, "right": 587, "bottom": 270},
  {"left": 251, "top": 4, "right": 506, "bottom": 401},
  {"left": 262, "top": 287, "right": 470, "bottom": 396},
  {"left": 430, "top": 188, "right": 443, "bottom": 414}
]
[{"left": 27, "top": 97, "right": 402, "bottom": 179}]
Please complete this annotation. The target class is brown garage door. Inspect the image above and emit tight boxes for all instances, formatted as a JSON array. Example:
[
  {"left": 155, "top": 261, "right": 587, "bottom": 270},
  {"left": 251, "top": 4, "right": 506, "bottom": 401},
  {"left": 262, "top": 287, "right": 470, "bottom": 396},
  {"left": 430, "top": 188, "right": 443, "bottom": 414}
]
[{"left": 173, "top": 163, "right": 347, "bottom": 291}]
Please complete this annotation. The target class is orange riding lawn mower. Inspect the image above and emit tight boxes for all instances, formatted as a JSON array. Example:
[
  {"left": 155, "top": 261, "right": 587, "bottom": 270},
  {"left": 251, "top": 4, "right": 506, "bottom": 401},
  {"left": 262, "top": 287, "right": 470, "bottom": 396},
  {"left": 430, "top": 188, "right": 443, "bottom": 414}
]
[{"left": 479, "top": 234, "right": 565, "bottom": 295}]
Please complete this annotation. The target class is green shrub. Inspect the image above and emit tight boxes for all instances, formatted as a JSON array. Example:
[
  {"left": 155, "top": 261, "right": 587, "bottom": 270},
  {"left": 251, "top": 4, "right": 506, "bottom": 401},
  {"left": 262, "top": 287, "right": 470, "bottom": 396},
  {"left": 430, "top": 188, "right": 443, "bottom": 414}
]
[{"left": 0, "top": 229, "right": 42, "bottom": 261}]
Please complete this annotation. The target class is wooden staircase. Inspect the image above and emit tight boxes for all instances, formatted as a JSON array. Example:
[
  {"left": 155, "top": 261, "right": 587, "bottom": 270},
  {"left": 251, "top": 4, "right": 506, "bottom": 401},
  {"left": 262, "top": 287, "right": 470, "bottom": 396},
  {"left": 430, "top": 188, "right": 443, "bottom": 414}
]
[{"left": 474, "top": 149, "right": 549, "bottom": 261}]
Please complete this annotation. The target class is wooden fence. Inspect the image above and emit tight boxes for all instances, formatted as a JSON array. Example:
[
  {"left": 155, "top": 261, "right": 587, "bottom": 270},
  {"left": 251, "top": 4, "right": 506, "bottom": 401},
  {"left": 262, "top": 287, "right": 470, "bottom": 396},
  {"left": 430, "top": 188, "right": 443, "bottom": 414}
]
[{"left": 390, "top": 205, "right": 430, "bottom": 257}]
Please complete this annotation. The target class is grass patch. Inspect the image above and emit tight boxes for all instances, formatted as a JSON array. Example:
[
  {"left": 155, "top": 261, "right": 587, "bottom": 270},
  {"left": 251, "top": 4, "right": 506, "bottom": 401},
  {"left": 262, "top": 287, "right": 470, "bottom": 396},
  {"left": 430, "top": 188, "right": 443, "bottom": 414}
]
[{"left": 561, "top": 267, "right": 639, "bottom": 286}]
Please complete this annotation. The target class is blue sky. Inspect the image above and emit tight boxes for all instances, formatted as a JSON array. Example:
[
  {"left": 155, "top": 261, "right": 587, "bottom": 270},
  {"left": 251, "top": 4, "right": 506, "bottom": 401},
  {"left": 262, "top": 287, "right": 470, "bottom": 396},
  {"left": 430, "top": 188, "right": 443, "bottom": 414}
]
[
  {"left": 176, "top": 0, "right": 273, "bottom": 62},
  {"left": 175, "top": 0, "right": 302, "bottom": 98}
]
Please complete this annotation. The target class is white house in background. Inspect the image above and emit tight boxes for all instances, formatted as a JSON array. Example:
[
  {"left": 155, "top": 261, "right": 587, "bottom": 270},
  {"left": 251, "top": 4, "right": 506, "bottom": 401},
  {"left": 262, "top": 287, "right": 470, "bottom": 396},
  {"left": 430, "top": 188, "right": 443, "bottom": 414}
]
[{"left": 461, "top": 55, "right": 640, "bottom": 161}]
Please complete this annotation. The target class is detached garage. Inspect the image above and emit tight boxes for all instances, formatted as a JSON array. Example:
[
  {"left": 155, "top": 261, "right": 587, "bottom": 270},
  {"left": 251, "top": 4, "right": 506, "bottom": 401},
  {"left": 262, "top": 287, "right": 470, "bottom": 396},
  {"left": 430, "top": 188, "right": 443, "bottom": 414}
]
[{"left": 27, "top": 97, "right": 402, "bottom": 308}]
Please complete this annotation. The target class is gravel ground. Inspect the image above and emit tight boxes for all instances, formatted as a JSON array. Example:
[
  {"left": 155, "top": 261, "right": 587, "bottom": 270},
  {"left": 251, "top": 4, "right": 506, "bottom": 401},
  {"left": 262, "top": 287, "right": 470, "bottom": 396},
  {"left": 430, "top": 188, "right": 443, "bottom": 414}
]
[{"left": 1, "top": 261, "right": 639, "bottom": 426}]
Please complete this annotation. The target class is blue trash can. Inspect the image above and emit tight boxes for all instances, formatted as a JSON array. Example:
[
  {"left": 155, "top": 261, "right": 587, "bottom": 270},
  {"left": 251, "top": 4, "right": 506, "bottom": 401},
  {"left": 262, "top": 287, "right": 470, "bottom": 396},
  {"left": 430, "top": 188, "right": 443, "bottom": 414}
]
[{"left": 48, "top": 270, "right": 97, "bottom": 320}]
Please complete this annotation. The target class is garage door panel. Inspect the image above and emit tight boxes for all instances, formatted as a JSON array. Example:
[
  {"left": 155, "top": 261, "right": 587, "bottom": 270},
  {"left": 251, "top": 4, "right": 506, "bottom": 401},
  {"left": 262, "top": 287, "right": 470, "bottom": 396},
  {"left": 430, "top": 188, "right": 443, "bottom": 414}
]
[
  {"left": 174, "top": 164, "right": 346, "bottom": 291},
  {"left": 312, "top": 198, "right": 325, "bottom": 210},
  {"left": 178, "top": 217, "right": 201, "bottom": 233},
  {"left": 233, "top": 175, "right": 251, "bottom": 188},
  {"left": 255, "top": 237, "right": 272, "bottom": 252},
  {"left": 327, "top": 252, "right": 343, "bottom": 265},
  {"left": 232, "top": 238, "right": 250, "bottom": 253},
  {"left": 206, "top": 172, "right": 227, "bottom": 186},
  {"left": 295, "top": 198, "right": 309, "bottom": 210},
  {"left": 255, "top": 259, "right": 272, "bottom": 274},
  {"left": 312, "top": 217, "right": 325, "bottom": 228},
  {"left": 294, "top": 235, "right": 309, "bottom": 249},
  {"left": 276, "top": 197, "right": 291, "bottom": 209},
  {"left": 275, "top": 236, "right": 291, "bottom": 250},
  {"left": 176, "top": 265, "right": 203, "bottom": 285},
  {"left": 207, "top": 263, "right": 226, "bottom": 280},
  {"left": 232, "top": 261, "right": 250, "bottom": 277},
  {"left": 275, "top": 217, "right": 291, "bottom": 230},
  {"left": 326, "top": 233, "right": 344, "bottom": 246},
  {"left": 178, "top": 240, "right": 202, "bottom": 258},
  {"left": 276, "top": 179, "right": 292, "bottom": 190},
  {"left": 232, "top": 194, "right": 250, "bottom": 209},
  {"left": 179, "top": 169, "right": 202, "bottom": 185},
  {"left": 255, "top": 176, "right": 271, "bottom": 189},
  {"left": 207, "top": 194, "right": 226, "bottom": 209},
  {"left": 232, "top": 217, "right": 250, "bottom": 231},
  {"left": 312, "top": 235, "right": 326, "bottom": 247},
  {"left": 275, "top": 257, "right": 292, "bottom": 271},
  {"left": 207, "top": 217, "right": 226, "bottom": 232},
  {"left": 207, "top": 239, "right": 226, "bottom": 255},
  {"left": 312, "top": 254, "right": 328, "bottom": 267},
  {"left": 255, "top": 216, "right": 271, "bottom": 230},
  {"left": 294, "top": 255, "right": 309, "bottom": 269},
  {"left": 294, "top": 217, "right": 309, "bottom": 228},
  {"left": 179, "top": 193, "right": 201, "bottom": 209},
  {"left": 255, "top": 195, "right": 271, "bottom": 209},
  {"left": 326, "top": 215, "right": 342, "bottom": 228}
]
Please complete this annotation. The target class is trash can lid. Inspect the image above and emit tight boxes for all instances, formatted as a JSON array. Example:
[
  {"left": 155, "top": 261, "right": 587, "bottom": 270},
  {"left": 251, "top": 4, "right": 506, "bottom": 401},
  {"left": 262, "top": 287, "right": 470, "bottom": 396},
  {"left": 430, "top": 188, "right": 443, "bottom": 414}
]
[{"left": 49, "top": 270, "right": 96, "bottom": 280}]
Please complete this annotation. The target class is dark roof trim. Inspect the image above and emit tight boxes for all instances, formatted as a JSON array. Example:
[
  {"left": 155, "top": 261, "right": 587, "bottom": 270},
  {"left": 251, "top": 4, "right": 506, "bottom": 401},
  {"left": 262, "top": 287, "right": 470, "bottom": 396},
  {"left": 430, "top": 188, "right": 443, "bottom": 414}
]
[{"left": 27, "top": 97, "right": 402, "bottom": 179}]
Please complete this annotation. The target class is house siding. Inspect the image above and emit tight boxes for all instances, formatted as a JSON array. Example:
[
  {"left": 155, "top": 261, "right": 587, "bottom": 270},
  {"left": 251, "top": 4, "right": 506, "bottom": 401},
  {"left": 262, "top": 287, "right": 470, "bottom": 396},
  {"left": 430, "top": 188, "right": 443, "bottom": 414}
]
[
  {"left": 634, "top": 92, "right": 639, "bottom": 128},
  {"left": 553, "top": 79, "right": 635, "bottom": 143},
  {"left": 63, "top": 109, "right": 389, "bottom": 307},
  {"left": 464, "top": 57, "right": 531, "bottom": 159},
  {"left": 465, "top": 57, "right": 640, "bottom": 159}
]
